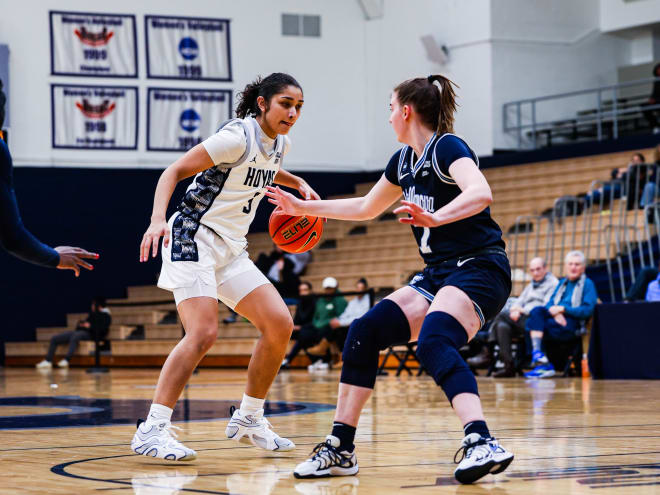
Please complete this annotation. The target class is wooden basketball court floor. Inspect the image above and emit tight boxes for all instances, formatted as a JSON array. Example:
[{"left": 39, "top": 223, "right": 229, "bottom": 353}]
[{"left": 1, "top": 367, "right": 659, "bottom": 494}]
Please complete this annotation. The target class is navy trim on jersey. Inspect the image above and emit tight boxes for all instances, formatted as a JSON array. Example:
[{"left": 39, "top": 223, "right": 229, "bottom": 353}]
[{"left": 172, "top": 167, "right": 231, "bottom": 261}]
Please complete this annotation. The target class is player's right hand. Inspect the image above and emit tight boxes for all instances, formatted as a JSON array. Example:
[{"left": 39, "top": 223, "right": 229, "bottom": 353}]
[
  {"left": 55, "top": 246, "right": 99, "bottom": 277},
  {"left": 140, "top": 220, "right": 170, "bottom": 262}
]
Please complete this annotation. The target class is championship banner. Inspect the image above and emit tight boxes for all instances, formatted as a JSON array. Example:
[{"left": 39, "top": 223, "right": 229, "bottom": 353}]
[
  {"left": 50, "top": 11, "right": 137, "bottom": 78},
  {"left": 50, "top": 11, "right": 137, "bottom": 77},
  {"left": 52, "top": 84, "right": 138, "bottom": 150},
  {"left": 147, "top": 88, "right": 232, "bottom": 152},
  {"left": 145, "top": 15, "right": 232, "bottom": 81}
]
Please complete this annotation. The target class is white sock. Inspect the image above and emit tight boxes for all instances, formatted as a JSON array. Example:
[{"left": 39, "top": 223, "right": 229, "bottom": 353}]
[
  {"left": 239, "top": 393, "right": 265, "bottom": 415},
  {"left": 146, "top": 403, "right": 173, "bottom": 424}
]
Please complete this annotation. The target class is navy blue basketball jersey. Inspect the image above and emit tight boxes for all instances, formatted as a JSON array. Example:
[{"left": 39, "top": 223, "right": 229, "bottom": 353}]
[{"left": 384, "top": 133, "right": 505, "bottom": 265}]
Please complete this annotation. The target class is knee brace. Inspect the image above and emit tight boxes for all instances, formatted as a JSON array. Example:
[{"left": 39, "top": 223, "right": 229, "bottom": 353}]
[
  {"left": 415, "top": 311, "right": 479, "bottom": 403},
  {"left": 341, "top": 299, "right": 410, "bottom": 389}
]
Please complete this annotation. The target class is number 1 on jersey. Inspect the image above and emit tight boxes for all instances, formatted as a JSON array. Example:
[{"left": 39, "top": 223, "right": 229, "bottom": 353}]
[{"left": 420, "top": 227, "right": 432, "bottom": 253}]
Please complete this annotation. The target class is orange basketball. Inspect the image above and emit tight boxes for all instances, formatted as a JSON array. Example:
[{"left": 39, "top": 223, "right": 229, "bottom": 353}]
[{"left": 269, "top": 209, "right": 323, "bottom": 253}]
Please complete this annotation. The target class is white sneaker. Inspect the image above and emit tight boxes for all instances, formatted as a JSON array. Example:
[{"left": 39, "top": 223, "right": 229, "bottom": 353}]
[
  {"left": 35, "top": 360, "right": 52, "bottom": 370},
  {"left": 453, "top": 433, "right": 513, "bottom": 484},
  {"left": 293, "top": 435, "right": 359, "bottom": 478},
  {"left": 131, "top": 419, "right": 197, "bottom": 461},
  {"left": 307, "top": 361, "right": 330, "bottom": 373},
  {"left": 57, "top": 359, "right": 69, "bottom": 368},
  {"left": 225, "top": 406, "right": 295, "bottom": 451}
]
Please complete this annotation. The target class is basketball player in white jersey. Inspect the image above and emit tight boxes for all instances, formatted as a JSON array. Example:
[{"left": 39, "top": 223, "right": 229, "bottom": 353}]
[{"left": 131, "top": 73, "right": 319, "bottom": 460}]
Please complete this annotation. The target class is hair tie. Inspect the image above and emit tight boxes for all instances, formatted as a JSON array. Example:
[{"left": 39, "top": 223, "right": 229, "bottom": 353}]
[{"left": 427, "top": 75, "right": 435, "bottom": 84}]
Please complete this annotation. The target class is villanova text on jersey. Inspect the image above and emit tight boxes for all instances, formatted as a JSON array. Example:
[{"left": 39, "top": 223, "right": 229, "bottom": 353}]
[
  {"left": 384, "top": 133, "right": 505, "bottom": 265},
  {"left": 243, "top": 167, "right": 276, "bottom": 188}
]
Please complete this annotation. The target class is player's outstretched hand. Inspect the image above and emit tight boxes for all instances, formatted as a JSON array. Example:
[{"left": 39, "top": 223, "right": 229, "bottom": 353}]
[
  {"left": 265, "top": 186, "right": 305, "bottom": 216},
  {"left": 55, "top": 246, "right": 99, "bottom": 277},
  {"left": 297, "top": 180, "right": 321, "bottom": 201},
  {"left": 140, "top": 219, "right": 170, "bottom": 263},
  {"left": 394, "top": 200, "right": 439, "bottom": 227}
]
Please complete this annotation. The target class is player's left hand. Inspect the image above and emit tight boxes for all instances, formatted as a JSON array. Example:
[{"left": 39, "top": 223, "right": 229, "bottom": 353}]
[
  {"left": 297, "top": 180, "right": 321, "bottom": 201},
  {"left": 394, "top": 201, "right": 440, "bottom": 227}
]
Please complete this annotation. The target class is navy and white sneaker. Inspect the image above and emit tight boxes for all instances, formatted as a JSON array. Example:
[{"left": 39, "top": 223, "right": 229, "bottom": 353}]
[
  {"left": 530, "top": 350, "right": 549, "bottom": 367},
  {"left": 225, "top": 406, "right": 295, "bottom": 451},
  {"left": 453, "top": 433, "right": 513, "bottom": 484},
  {"left": 131, "top": 419, "right": 197, "bottom": 461},
  {"left": 524, "top": 363, "right": 556, "bottom": 378},
  {"left": 293, "top": 435, "right": 359, "bottom": 478}
]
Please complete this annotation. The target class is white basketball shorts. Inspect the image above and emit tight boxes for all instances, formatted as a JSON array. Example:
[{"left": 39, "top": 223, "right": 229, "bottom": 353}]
[{"left": 158, "top": 213, "right": 270, "bottom": 309}]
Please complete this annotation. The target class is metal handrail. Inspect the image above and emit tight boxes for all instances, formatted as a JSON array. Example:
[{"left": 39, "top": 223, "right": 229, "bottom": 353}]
[{"left": 504, "top": 76, "right": 660, "bottom": 149}]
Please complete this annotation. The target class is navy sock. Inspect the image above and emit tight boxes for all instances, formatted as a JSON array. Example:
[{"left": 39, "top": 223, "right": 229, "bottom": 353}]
[
  {"left": 464, "top": 420, "right": 490, "bottom": 439},
  {"left": 331, "top": 422, "right": 356, "bottom": 452}
]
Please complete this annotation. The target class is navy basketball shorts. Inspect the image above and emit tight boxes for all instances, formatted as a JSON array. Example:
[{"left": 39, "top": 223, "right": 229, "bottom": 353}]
[{"left": 409, "top": 251, "right": 512, "bottom": 329}]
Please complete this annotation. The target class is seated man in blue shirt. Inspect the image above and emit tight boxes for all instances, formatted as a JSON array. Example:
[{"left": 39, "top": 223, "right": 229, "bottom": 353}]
[{"left": 524, "top": 250, "right": 598, "bottom": 378}]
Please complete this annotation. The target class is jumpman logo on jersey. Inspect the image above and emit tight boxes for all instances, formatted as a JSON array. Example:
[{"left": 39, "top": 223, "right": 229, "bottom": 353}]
[{"left": 249, "top": 156, "right": 257, "bottom": 164}]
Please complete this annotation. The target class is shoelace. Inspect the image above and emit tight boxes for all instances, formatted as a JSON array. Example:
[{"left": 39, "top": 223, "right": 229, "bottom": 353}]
[
  {"left": 157, "top": 422, "right": 185, "bottom": 448},
  {"left": 453, "top": 437, "right": 490, "bottom": 464},
  {"left": 310, "top": 441, "right": 348, "bottom": 469}
]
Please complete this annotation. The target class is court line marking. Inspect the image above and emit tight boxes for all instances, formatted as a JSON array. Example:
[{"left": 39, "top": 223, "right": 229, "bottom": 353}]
[
  {"left": 10, "top": 427, "right": 660, "bottom": 452},
  {"left": 50, "top": 453, "right": 660, "bottom": 492}
]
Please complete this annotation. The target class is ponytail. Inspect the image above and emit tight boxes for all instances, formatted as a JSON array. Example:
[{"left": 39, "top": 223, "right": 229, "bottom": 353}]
[
  {"left": 394, "top": 74, "right": 458, "bottom": 135},
  {"left": 235, "top": 73, "right": 302, "bottom": 119}
]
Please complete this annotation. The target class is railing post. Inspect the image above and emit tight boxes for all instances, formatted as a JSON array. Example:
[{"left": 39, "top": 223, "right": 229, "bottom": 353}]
[
  {"left": 612, "top": 86, "right": 618, "bottom": 139},
  {"left": 597, "top": 89, "right": 603, "bottom": 141},
  {"left": 517, "top": 102, "right": 522, "bottom": 150},
  {"left": 532, "top": 101, "right": 537, "bottom": 149}
]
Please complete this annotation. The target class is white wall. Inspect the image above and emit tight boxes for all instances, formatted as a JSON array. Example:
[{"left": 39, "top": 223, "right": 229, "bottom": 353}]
[
  {"left": 0, "top": 0, "right": 368, "bottom": 171},
  {"left": 490, "top": 0, "right": 631, "bottom": 150},
  {"left": 601, "top": 0, "right": 660, "bottom": 33},
  {"left": 363, "top": 0, "right": 493, "bottom": 168}
]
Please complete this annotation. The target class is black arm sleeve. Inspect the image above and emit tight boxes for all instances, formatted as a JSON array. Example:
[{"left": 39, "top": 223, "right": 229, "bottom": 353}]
[{"left": 0, "top": 140, "right": 60, "bottom": 268}]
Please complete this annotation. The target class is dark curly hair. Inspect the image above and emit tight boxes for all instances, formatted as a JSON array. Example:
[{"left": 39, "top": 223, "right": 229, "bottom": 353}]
[{"left": 235, "top": 73, "right": 302, "bottom": 119}]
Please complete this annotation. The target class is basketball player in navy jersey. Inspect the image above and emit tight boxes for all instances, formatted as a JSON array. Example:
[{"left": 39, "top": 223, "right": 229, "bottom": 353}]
[
  {"left": 0, "top": 137, "right": 98, "bottom": 274},
  {"left": 266, "top": 75, "right": 514, "bottom": 484},
  {"left": 132, "top": 74, "right": 321, "bottom": 461}
]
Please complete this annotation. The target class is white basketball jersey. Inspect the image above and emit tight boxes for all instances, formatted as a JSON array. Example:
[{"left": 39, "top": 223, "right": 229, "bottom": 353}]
[{"left": 174, "top": 117, "right": 286, "bottom": 258}]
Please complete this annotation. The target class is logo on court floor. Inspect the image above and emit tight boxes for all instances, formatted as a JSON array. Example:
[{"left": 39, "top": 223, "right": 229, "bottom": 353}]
[
  {"left": 0, "top": 397, "right": 334, "bottom": 429},
  {"left": 402, "top": 463, "right": 660, "bottom": 489}
]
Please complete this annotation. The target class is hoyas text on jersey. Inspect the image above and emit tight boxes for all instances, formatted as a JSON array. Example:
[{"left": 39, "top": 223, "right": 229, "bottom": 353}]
[
  {"left": 243, "top": 167, "right": 276, "bottom": 188},
  {"left": 403, "top": 186, "right": 435, "bottom": 212}
]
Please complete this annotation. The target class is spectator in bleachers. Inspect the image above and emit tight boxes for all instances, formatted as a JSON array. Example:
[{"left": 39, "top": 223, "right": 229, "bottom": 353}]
[
  {"left": 640, "top": 144, "right": 660, "bottom": 208},
  {"left": 280, "top": 281, "right": 316, "bottom": 369},
  {"left": 646, "top": 271, "right": 660, "bottom": 302},
  {"left": 285, "top": 250, "right": 312, "bottom": 277},
  {"left": 0, "top": 79, "right": 6, "bottom": 130},
  {"left": 281, "top": 277, "right": 347, "bottom": 371},
  {"left": 327, "top": 278, "right": 371, "bottom": 353},
  {"left": 255, "top": 244, "right": 300, "bottom": 301},
  {"left": 625, "top": 263, "right": 659, "bottom": 301},
  {"left": 584, "top": 153, "right": 645, "bottom": 209},
  {"left": 35, "top": 297, "right": 111, "bottom": 369},
  {"left": 524, "top": 251, "right": 597, "bottom": 378},
  {"left": 478, "top": 258, "right": 557, "bottom": 378},
  {"left": 642, "top": 63, "right": 660, "bottom": 133}
]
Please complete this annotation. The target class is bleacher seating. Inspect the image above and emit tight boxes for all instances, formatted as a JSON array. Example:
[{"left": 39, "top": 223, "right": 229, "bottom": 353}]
[{"left": 6, "top": 146, "right": 656, "bottom": 368}]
